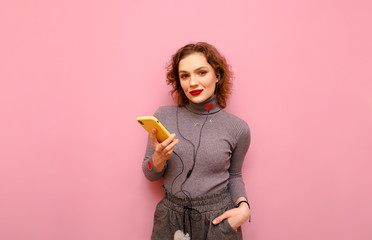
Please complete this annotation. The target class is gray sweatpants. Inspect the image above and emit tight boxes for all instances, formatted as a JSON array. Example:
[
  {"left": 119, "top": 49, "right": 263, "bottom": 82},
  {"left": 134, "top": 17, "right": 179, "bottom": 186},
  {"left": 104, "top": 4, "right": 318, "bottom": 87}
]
[{"left": 151, "top": 187, "right": 243, "bottom": 240}]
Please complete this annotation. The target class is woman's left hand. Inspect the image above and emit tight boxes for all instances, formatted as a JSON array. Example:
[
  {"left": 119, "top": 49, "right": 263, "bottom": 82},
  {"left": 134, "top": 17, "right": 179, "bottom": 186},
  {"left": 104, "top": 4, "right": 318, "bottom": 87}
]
[{"left": 212, "top": 201, "right": 250, "bottom": 231}]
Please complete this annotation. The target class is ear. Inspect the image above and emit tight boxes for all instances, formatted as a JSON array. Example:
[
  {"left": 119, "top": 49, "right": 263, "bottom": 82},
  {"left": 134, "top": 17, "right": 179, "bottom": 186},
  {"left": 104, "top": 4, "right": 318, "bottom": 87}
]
[{"left": 216, "top": 68, "right": 221, "bottom": 80}]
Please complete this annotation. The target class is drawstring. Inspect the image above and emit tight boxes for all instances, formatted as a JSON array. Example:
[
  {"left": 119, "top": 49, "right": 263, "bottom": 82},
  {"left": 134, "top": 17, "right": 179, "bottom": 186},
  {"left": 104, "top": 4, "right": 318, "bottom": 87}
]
[
  {"left": 183, "top": 204, "right": 202, "bottom": 238},
  {"left": 164, "top": 186, "right": 202, "bottom": 237}
]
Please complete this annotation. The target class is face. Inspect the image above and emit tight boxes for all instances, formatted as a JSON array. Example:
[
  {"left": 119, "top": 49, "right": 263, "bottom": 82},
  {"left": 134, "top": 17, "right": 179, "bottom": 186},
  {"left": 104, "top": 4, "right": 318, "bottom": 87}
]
[{"left": 178, "top": 52, "right": 218, "bottom": 104}]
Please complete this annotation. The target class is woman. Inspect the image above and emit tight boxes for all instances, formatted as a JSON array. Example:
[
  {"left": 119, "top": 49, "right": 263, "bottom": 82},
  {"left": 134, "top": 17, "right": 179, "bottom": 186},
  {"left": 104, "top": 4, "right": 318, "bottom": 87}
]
[{"left": 142, "top": 42, "right": 251, "bottom": 240}]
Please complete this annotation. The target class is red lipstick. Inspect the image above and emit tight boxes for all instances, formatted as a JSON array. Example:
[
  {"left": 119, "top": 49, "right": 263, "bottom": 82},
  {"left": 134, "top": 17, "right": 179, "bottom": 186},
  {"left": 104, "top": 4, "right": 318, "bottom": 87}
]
[{"left": 190, "top": 89, "right": 203, "bottom": 95}]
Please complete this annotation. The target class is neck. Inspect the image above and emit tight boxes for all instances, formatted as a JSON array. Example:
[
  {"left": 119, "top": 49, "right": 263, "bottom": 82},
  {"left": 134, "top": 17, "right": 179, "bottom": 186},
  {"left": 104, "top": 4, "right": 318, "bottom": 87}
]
[{"left": 185, "top": 95, "right": 221, "bottom": 115}]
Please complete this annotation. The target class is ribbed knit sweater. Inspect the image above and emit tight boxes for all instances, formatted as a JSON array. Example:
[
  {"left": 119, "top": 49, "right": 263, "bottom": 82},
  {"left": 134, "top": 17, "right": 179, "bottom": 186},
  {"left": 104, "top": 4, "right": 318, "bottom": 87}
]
[{"left": 142, "top": 95, "right": 250, "bottom": 203}]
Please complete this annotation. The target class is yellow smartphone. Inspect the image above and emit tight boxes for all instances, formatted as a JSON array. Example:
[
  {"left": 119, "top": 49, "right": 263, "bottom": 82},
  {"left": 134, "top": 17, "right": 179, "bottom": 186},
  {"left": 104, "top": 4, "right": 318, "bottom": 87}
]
[{"left": 136, "top": 116, "right": 171, "bottom": 143}]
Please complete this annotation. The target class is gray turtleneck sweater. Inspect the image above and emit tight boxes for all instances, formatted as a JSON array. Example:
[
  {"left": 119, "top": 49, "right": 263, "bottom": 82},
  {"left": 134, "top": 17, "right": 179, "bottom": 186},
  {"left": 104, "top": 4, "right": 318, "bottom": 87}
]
[{"left": 142, "top": 96, "right": 250, "bottom": 203}]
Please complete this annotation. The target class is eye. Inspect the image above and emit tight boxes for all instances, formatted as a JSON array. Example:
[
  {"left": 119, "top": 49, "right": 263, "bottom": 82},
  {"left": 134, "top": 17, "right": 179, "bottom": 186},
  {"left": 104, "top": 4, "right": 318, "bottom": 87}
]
[
  {"left": 180, "top": 74, "right": 189, "bottom": 79},
  {"left": 199, "top": 71, "right": 207, "bottom": 76}
]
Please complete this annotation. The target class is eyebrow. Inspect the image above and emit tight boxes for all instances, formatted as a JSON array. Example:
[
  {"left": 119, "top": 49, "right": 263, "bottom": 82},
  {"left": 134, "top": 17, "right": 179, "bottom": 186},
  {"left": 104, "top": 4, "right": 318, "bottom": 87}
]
[{"left": 179, "top": 66, "right": 209, "bottom": 73}]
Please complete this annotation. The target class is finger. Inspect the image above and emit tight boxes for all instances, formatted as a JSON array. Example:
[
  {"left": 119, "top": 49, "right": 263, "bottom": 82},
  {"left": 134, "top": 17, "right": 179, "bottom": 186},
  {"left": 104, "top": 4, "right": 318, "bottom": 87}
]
[
  {"left": 164, "top": 139, "right": 179, "bottom": 152},
  {"left": 150, "top": 128, "right": 159, "bottom": 147},
  {"left": 156, "top": 136, "right": 175, "bottom": 153},
  {"left": 212, "top": 211, "right": 231, "bottom": 225},
  {"left": 159, "top": 133, "right": 176, "bottom": 149},
  {"left": 165, "top": 150, "right": 174, "bottom": 158}
]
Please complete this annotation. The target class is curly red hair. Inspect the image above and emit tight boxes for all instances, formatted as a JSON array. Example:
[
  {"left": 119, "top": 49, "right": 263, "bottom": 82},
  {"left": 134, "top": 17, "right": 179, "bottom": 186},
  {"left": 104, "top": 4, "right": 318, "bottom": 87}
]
[{"left": 166, "top": 42, "right": 233, "bottom": 108}]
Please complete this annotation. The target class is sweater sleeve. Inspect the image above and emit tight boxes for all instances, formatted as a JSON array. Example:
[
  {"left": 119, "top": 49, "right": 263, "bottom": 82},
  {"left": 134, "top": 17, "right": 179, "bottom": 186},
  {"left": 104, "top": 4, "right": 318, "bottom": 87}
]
[
  {"left": 228, "top": 121, "right": 251, "bottom": 203},
  {"left": 141, "top": 107, "right": 167, "bottom": 182}
]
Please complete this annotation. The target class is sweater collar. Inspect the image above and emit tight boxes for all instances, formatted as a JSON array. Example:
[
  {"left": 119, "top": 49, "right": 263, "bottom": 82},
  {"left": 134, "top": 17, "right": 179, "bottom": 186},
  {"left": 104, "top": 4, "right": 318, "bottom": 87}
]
[{"left": 184, "top": 95, "right": 222, "bottom": 115}]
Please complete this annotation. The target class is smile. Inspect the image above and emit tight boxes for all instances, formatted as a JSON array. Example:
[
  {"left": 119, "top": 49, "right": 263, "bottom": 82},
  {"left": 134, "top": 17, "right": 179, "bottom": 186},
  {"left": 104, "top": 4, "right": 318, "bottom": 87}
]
[{"left": 189, "top": 89, "right": 204, "bottom": 95}]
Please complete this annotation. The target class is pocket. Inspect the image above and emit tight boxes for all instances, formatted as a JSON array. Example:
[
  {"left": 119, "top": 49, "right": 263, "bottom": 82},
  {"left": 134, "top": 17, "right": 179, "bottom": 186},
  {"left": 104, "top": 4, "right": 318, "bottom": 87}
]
[
  {"left": 153, "top": 200, "right": 168, "bottom": 222},
  {"left": 222, "top": 201, "right": 239, "bottom": 233},
  {"left": 223, "top": 218, "right": 238, "bottom": 234},
  {"left": 151, "top": 200, "right": 172, "bottom": 240},
  {"left": 207, "top": 216, "right": 238, "bottom": 240}
]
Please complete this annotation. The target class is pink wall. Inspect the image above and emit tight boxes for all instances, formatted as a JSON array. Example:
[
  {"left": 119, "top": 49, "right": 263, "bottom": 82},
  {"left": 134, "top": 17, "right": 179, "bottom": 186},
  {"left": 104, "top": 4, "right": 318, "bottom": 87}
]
[{"left": 1, "top": 0, "right": 371, "bottom": 239}]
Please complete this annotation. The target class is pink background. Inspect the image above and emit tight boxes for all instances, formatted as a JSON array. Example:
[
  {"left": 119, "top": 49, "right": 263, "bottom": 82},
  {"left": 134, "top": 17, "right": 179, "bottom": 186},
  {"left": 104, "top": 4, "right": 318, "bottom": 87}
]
[{"left": 1, "top": 0, "right": 372, "bottom": 239}]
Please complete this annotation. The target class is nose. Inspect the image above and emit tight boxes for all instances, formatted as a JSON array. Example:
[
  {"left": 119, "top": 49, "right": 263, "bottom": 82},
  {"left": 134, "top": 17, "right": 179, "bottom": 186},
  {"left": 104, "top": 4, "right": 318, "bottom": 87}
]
[{"left": 189, "top": 74, "right": 198, "bottom": 87}]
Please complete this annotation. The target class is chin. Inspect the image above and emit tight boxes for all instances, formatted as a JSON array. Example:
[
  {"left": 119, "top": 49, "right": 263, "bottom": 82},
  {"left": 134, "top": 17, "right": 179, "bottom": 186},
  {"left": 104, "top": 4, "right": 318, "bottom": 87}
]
[
  {"left": 188, "top": 97, "right": 206, "bottom": 103},
  {"left": 187, "top": 94, "right": 212, "bottom": 103}
]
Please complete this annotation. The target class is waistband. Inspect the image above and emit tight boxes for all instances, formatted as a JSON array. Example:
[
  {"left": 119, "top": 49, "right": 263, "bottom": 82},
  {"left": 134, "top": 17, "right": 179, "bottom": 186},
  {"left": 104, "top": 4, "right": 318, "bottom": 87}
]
[{"left": 162, "top": 186, "right": 233, "bottom": 213}]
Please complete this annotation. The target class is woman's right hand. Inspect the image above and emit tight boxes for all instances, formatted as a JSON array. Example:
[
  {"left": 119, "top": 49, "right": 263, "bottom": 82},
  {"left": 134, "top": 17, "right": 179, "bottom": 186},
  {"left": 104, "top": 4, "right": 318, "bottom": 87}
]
[{"left": 150, "top": 128, "right": 179, "bottom": 171}]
